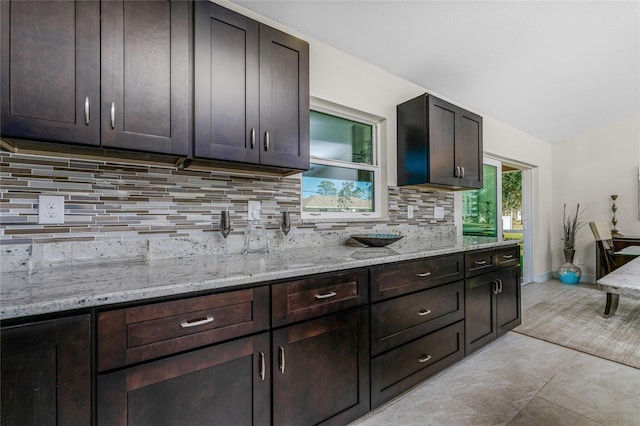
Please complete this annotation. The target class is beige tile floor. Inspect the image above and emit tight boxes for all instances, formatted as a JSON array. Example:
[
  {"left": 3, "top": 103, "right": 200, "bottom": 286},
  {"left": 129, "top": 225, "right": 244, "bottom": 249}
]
[{"left": 352, "top": 280, "right": 640, "bottom": 426}]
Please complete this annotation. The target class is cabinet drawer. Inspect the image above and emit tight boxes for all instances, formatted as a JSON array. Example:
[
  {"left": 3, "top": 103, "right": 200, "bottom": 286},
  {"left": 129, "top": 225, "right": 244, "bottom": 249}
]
[
  {"left": 97, "top": 286, "right": 270, "bottom": 372},
  {"left": 465, "top": 248, "right": 495, "bottom": 277},
  {"left": 495, "top": 245, "right": 520, "bottom": 269},
  {"left": 370, "top": 253, "right": 464, "bottom": 302},
  {"left": 370, "top": 281, "right": 464, "bottom": 356},
  {"left": 272, "top": 269, "right": 368, "bottom": 327},
  {"left": 370, "top": 320, "right": 464, "bottom": 408}
]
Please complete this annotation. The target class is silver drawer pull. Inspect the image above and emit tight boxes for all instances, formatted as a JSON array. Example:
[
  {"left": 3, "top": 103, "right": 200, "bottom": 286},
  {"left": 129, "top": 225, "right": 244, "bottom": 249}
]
[
  {"left": 110, "top": 101, "right": 116, "bottom": 129},
  {"left": 315, "top": 291, "right": 337, "bottom": 300},
  {"left": 278, "top": 346, "right": 285, "bottom": 373},
  {"left": 250, "top": 128, "right": 256, "bottom": 149},
  {"left": 416, "top": 272, "right": 432, "bottom": 277},
  {"left": 417, "top": 309, "right": 432, "bottom": 316},
  {"left": 502, "top": 254, "right": 514, "bottom": 259},
  {"left": 475, "top": 260, "right": 488, "bottom": 265},
  {"left": 84, "top": 96, "right": 90, "bottom": 125},
  {"left": 418, "top": 354, "right": 432, "bottom": 363},
  {"left": 180, "top": 315, "right": 214, "bottom": 328}
]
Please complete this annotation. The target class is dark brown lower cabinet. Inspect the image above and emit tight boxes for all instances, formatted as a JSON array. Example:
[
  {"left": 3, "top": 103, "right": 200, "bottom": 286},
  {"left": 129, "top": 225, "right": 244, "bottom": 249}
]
[
  {"left": 370, "top": 320, "right": 465, "bottom": 408},
  {"left": 465, "top": 265, "right": 521, "bottom": 355},
  {"left": 0, "top": 314, "right": 91, "bottom": 426},
  {"left": 97, "top": 332, "right": 270, "bottom": 426},
  {"left": 272, "top": 307, "right": 370, "bottom": 426}
]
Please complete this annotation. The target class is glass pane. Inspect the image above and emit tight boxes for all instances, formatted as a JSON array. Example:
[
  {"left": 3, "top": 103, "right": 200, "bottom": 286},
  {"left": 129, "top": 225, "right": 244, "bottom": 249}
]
[
  {"left": 309, "top": 111, "right": 373, "bottom": 164},
  {"left": 463, "top": 164, "right": 498, "bottom": 237},
  {"left": 302, "top": 164, "right": 374, "bottom": 212}
]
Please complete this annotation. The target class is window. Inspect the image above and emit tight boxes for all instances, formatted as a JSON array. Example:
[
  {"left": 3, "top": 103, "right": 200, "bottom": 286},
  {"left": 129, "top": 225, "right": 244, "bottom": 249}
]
[
  {"left": 462, "top": 159, "right": 501, "bottom": 238},
  {"left": 302, "top": 104, "right": 382, "bottom": 219}
]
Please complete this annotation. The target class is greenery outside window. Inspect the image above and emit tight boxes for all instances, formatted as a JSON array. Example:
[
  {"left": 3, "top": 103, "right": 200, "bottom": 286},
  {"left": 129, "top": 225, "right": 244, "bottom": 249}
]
[{"left": 302, "top": 107, "right": 381, "bottom": 219}]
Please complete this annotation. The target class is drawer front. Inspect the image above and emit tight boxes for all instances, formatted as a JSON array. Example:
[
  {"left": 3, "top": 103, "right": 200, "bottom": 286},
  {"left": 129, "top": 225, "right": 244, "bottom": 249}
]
[
  {"left": 465, "top": 248, "right": 496, "bottom": 277},
  {"left": 272, "top": 269, "right": 368, "bottom": 327},
  {"left": 370, "top": 281, "right": 464, "bottom": 356},
  {"left": 494, "top": 245, "right": 520, "bottom": 269},
  {"left": 97, "top": 286, "right": 270, "bottom": 372},
  {"left": 370, "top": 320, "right": 464, "bottom": 408},
  {"left": 370, "top": 253, "right": 464, "bottom": 302}
]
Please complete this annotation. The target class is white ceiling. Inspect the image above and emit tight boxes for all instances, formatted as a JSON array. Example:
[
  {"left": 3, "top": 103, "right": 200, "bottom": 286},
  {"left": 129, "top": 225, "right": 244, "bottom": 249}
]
[{"left": 233, "top": 0, "right": 640, "bottom": 143}]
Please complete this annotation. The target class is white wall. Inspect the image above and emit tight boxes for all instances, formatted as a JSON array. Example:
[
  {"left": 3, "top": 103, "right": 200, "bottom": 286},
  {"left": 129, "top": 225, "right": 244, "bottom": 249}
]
[
  {"left": 551, "top": 115, "right": 640, "bottom": 282},
  {"left": 220, "top": 0, "right": 563, "bottom": 281}
]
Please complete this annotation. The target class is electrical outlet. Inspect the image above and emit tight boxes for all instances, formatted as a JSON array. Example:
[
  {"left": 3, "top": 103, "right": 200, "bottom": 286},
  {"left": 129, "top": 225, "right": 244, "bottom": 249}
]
[
  {"left": 248, "top": 200, "right": 261, "bottom": 221},
  {"left": 434, "top": 206, "right": 445, "bottom": 219},
  {"left": 407, "top": 205, "right": 414, "bottom": 219},
  {"left": 38, "top": 195, "right": 65, "bottom": 224}
]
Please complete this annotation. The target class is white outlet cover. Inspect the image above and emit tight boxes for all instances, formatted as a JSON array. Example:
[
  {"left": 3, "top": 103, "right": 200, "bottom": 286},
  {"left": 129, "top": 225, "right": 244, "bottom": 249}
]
[
  {"left": 407, "top": 205, "right": 414, "bottom": 219},
  {"left": 248, "top": 200, "right": 261, "bottom": 221},
  {"left": 38, "top": 195, "right": 65, "bottom": 224},
  {"left": 434, "top": 206, "right": 445, "bottom": 219}
]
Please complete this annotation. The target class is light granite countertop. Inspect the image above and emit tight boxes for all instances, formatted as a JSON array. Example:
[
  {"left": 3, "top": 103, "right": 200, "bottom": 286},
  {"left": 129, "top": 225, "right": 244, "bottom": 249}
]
[
  {"left": 596, "top": 256, "right": 640, "bottom": 296},
  {"left": 0, "top": 237, "right": 519, "bottom": 320}
]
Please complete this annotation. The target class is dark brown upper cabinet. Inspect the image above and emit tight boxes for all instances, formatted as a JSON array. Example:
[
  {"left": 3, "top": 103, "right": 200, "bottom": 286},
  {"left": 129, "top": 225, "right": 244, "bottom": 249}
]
[
  {"left": 0, "top": 0, "right": 100, "bottom": 145},
  {"left": 1, "top": 0, "right": 190, "bottom": 156},
  {"left": 194, "top": 2, "right": 310, "bottom": 171},
  {"left": 397, "top": 94, "right": 483, "bottom": 190},
  {"left": 100, "top": 0, "right": 190, "bottom": 156}
]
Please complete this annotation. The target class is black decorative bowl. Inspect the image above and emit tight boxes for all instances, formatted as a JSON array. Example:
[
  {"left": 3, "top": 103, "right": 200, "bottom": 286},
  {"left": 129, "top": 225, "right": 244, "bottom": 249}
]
[{"left": 350, "top": 234, "right": 403, "bottom": 247}]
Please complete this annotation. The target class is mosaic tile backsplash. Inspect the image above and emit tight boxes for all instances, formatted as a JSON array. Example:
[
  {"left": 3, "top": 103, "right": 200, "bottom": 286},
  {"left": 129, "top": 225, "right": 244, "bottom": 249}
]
[{"left": 0, "top": 152, "right": 455, "bottom": 272}]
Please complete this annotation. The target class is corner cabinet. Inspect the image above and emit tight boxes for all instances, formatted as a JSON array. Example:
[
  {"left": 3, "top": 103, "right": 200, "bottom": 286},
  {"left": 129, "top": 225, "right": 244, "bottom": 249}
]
[
  {"left": 1, "top": 0, "right": 190, "bottom": 156},
  {"left": 397, "top": 94, "right": 483, "bottom": 189},
  {"left": 1, "top": 315, "right": 91, "bottom": 426},
  {"left": 194, "top": 1, "right": 310, "bottom": 172},
  {"left": 465, "top": 245, "right": 521, "bottom": 355}
]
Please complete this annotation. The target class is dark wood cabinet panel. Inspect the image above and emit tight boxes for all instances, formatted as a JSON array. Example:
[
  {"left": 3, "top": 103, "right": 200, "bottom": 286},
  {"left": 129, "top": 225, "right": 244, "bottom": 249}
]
[
  {"left": 98, "top": 332, "right": 271, "bottom": 426},
  {"left": 496, "top": 266, "right": 522, "bottom": 335},
  {"left": 465, "top": 272, "right": 498, "bottom": 354},
  {"left": 194, "top": 1, "right": 259, "bottom": 163},
  {"left": 371, "top": 281, "right": 464, "bottom": 356},
  {"left": 272, "top": 268, "right": 368, "bottom": 327},
  {"left": 370, "top": 320, "right": 464, "bottom": 408},
  {"left": 1, "top": 315, "right": 91, "bottom": 426},
  {"left": 101, "top": 0, "right": 190, "bottom": 155},
  {"left": 397, "top": 93, "right": 483, "bottom": 189},
  {"left": 97, "top": 286, "right": 270, "bottom": 372},
  {"left": 370, "top": 253, "right": 464, "bottom": 301},
  {"left": 1, "top": 0, "right": 100, "bottom": 145},
  {"left": 258, "top": 24, "right": 310, "bottom": 170},
  {"left": 465, "top": 248, "right": 496, "bottom": 277},
  {"left": 194, "top": 2, "right": 309, "bottom": 171},
  {"left": 272, "top": 307, "right": 370, "bottom": 426}
]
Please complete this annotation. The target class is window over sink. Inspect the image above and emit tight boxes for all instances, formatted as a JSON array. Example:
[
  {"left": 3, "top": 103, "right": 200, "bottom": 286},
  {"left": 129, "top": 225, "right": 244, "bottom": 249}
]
[{"left": 302, "top": 101, "right": 382, "bottom": 220}]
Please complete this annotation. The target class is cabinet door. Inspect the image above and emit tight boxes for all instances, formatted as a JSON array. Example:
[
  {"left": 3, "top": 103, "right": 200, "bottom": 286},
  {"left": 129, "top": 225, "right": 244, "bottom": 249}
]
[
  {"left": 496, "top": 266, "right": 522, "bottom": 336},
  {"left": 259, "top": 25, "right": 309, "bottom": 170},
  {"left": 465, "top": 273, "right": 498, "bottom": 355},
  {"left": 98, "top": 332, "right": 271, "bottom": 426},
  {"left": 194, "top": 1, "right": 260, "bottom": 163},
  {"left": 0, "top": 0, "right": 100, "bottom": 145},
  {"left": 456, "top": 109, "right": 483, "bottom": 189},
  {"left": 1, "top": 315, "right": 91, "bottom": 426},
  {"left": 427, "top": 96, "right": 459, "bottom": 187},
  {"left": 101, "top": 0, "right": 190, "bottom": 155},
  {"left": 272, "top": 307, "right": 369, "bottom": 426}
]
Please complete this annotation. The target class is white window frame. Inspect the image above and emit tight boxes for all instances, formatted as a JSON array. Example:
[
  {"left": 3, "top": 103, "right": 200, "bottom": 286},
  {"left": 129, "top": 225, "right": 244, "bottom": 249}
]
[{"left": 302, "top": 99, "right": 383, "bottom": 221}]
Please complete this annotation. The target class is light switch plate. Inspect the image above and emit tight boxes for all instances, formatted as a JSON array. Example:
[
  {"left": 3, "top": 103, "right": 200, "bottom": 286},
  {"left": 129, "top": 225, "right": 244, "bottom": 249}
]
[
  {"left": 407, "top": 205, "right": 414, "bottom": 219},
  {"left": 434, "top": 206, "right": 445, "bottom": 219},
  {"left": 38, "top": 195, "right": 65, "bottom": 224},
  {"left": 248, "top": 200, "right": 261, "bottom": 221}
]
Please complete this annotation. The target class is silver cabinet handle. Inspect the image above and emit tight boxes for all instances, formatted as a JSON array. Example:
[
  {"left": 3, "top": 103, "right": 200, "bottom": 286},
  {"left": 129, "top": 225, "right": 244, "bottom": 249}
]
[
  {"left": 110, "top": 102, "right": 115, "bottom": 129},
  {"left": 461, "top": 167, "right": 465, "bottom": 178},
  {"left": 180, "top": 315, "right": 213, "bottom": 328},
  {"left": 84, "top": 97, "right": 90, "bottom": 125},
  {"left": 315, "top": 291, "right": 337, "bottom": 300},
  {"left": 278, "top": 346, "right": 285, "bottom": 373},
  {"left": 259, "top": 352, "right": 265, "bottom": 381},
  {"left": 455, "top": 166, "right": 461, "bottom": 177},
  {"left": 417, "top": 309, "right": 432, "bottom": 316},
  {"left": 250, "top": 128, "right": 256, "bottom": 149},
  {"left": 492, "top": 280, "right": 499, "bottom": 295},
  {"left": 416, "top": 272, "right": 432, "bottom": 277},
  {"left": 418, "top": 354, "right": 432, "bottom": 363},
  {"left": 475, "top": 260, "right": 487, "bottom": 265},
  {"left": 264, "top": 131, "right": 270, "bottom": 151},
  {"left": 503, "top": 254, "right": 514, "bottom": 259},
  {"left": 498, "top": 279, "right": 503, "bottom": 293}
]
